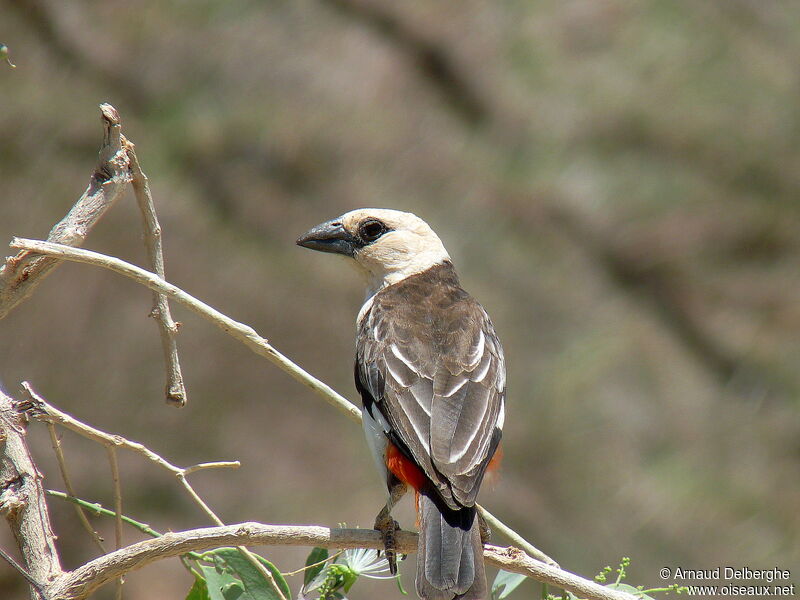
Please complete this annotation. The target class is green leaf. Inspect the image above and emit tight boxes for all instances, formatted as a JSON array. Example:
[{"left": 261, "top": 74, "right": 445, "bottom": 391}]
[
  {"left": 303, "top": 547, "right": 329, "bottom": 587},
  {"left": 186, "top": 573, "right": 212, "bottom": 600},
  {"left": 200, "top": 564, "right": 243, "bottom": 600},
  {"left": 213, "top": 548, "right": 292, "bottom": 600},
  {"left": 491, "top": 570, "right": 528, "bottom": 600}
]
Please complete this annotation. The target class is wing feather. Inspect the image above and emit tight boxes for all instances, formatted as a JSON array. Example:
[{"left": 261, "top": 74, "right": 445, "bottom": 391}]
[{"left": 355, "top": 265, "right": 505, "bottom": 509}]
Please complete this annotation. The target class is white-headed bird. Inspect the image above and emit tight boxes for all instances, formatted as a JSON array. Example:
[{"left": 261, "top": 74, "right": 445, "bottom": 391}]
[{"left": 298, "top": 209, "right": 505, "bottom": 600}]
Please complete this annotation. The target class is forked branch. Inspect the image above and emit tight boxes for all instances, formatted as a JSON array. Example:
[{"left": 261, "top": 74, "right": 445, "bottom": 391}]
[
  {"left": 0, "top": 105, "right": 130, "bottom": 320},
  {"left": 0, "top": 104, "right": 187, "bottom": 406}
]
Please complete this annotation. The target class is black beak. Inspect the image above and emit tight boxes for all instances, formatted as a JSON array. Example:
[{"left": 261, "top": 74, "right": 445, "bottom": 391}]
[{"left": 296, "top": 219, "right": 359, "bottom": 257}]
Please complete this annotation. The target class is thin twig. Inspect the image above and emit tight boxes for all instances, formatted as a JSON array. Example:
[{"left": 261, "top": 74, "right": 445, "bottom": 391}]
[
  {"left": 11, "top": 238, "right": 362, "bottom": 423},
  {"left": 21, "top": 383, "right": 287, "bottom": 600},
  {"left": 105, "top": 446, "right": 124, "bottom": 600},
  {"left": 0, "top": 546, "right": 42, "bottom": 592},
  {"left": 21, "top": 384, "right": 183, "bottom": 473},
  {"left": 19, "top": 383, "right": 235, "bottom": 478},
  {"left": 46, "top": 490, "right": 162, "bottom": 539},
  {"left": 105, "top": 446, "right": 124, "bottom": 552},
  {"left": 47, "top": 422, "right": 107, "bottom": 553},
  {"left": 281, "top": 549, "right": 342, "bottom": 577},
  {"left": 126, "top": 139, "right": 187, "bottom": 407},
  {"left": 47, "top": 522, "right": 637, "bottom": 600}
]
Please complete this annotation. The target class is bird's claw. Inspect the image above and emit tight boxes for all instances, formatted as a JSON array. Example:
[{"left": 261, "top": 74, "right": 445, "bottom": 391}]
[{"left": 374, "top": 513, "right": 401, "bottom": 575}]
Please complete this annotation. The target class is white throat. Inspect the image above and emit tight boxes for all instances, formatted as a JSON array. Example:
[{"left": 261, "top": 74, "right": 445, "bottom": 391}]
[{"left": 361, "top": 247, "right": 449, "bottom": 299}]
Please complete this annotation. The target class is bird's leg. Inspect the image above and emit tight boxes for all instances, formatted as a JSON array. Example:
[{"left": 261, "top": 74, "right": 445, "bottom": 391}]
[
  {"left": 478, "top": 510, "right": 492, "bottom": 544},
  {"left": 374, "top": 480, "right": 407, "bottom": 575}
]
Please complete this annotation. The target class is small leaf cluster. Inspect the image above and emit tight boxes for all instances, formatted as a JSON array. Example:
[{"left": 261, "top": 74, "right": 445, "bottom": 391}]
[
  {"left": 185, "top": 548, "right": 290, "bottom": 600},
  {"left": 185, "top": 545, "right": 404, "bottom": 600}
]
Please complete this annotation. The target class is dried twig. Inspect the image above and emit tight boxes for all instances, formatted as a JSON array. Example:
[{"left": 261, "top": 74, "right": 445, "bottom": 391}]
[
  {"left": 19, "top": 383, "right": 238, "bottom": 491},
  {"left": 0, "top": 105, "right": 131, "bottom": 320},
  {"left": 105, "top": 446, "right": 124, "bottom": 600},
  {"left": 11, "top": 238, "right": 362, "bottom": 423},
  {"left": 126, "top": 141, "right": 187, "bottom": 407},
  {"left": 20, "top": 383, "right": 286, "bottom": 600},
  {"left": 0, "top": 546, "right": 40, "bottom": 591},
  {"left": 47, "top": 522, "right": 635, "bottom": 600},
  {"left": 47, "top": 423, "right": 106, "bottom": 553}
]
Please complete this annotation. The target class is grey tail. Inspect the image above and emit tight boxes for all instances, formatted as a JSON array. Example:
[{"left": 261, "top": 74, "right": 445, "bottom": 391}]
[{"left": 415, "top": 493, "right": 487, "bottom": 600}]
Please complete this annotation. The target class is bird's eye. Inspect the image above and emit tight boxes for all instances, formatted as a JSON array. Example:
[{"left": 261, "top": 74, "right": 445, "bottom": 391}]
[{"left": 359, "top": 219, "right": 386, "bottom": 243}]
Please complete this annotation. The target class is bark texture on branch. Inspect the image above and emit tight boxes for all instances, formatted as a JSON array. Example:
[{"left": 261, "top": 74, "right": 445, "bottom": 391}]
[
  {"left": 0, "top": 104, "right": 131, "bottom": 319},
  {"left": 0, "top": 390, "right": 62, "bottom": 599}
]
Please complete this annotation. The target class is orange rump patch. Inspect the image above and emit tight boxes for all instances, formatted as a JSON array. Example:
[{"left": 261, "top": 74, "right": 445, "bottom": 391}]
[
  {"left": 386, "top": 442, "right": 426, "bottom": 492},
  {"left": 484, "top": 444, "right": 503, "bottom": 487},
  {"left": 487, "top": 444, "right": 503, "bottom": 472}
]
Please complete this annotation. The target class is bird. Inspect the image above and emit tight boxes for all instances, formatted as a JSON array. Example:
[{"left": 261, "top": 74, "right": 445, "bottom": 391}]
[{"left": 297, "top": 209, "right": 505, "bottom": 600}]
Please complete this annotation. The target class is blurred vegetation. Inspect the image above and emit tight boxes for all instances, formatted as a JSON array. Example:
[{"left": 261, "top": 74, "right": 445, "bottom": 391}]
[{"left": 1, "top": 0, "right": 798, "bottom": 598}]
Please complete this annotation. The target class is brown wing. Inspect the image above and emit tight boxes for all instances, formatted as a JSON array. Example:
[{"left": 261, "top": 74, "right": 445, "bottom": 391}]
[{"left": 355, "top": 263, "right": 505, "bottom": 509}]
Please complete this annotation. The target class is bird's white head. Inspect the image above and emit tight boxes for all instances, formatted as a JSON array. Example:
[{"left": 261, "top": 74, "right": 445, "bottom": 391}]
[{"left": 297, "top": 208, "right": 450, "bottom": 295}]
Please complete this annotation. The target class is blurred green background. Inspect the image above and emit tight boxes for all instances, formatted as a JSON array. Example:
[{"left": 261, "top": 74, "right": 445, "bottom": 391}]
[{"left": 1, "top": 1, "right": 799, "bottom": 598}]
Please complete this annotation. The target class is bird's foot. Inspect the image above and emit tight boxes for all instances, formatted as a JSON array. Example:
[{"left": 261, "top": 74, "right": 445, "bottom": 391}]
[{"left": 374, "top": 511, "right": 402, "bottom": 575}]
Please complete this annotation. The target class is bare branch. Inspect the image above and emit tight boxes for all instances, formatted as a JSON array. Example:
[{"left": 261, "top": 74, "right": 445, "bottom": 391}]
[
  {"left": 47, "top": 423, "right": 107, "bottom": 553},
  {"left": 125, "top": 140, "right": 187, "bottom": 407},
  {"left": 20, "top": 383, "right": 188, "bottom": 475},
  {"left": 105, "top": 446, "right": 124, "bottom": 599},
  {"left": 20, "top": 383, "right": 241, "bottom": 490},
  {"left": 0, "top": 390, "right": 62, "bottom": 599},
  {"left": 21, "top": 383, "right": 286, "bottom": 600},
  {"left": 47, "top": 522, "right": 636, "bottom": 600},
  {"left": 11, "top": 239, "right": 363, "bottom": 424},
  {"left": 0, "top": 104, "right": 131, "bottom": 320}
]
